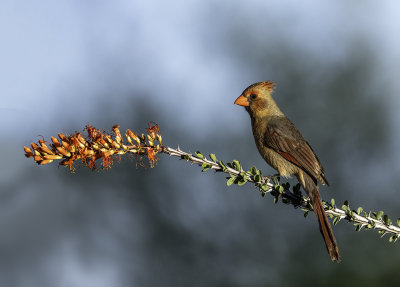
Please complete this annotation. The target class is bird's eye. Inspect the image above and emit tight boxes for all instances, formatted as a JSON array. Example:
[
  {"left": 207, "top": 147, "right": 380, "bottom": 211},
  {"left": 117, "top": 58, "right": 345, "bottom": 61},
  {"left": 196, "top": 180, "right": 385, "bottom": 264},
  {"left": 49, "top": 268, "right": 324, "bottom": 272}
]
[{"left": 250, "top": 94, "right": 258, "bottom": 100}]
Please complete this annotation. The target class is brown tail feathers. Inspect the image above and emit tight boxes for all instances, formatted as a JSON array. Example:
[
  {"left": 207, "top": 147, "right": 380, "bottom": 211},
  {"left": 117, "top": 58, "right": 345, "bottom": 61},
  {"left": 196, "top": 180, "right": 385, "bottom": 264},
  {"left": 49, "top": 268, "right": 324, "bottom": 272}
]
[{"left": 304, "top": 174, "right": 341, "bottom": 262}]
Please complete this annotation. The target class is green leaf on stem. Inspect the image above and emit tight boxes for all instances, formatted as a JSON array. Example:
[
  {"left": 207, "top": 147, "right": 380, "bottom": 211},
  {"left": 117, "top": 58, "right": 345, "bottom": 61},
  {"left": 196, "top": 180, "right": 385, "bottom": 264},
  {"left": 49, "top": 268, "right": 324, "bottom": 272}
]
[
  {"left": 209, "top": 153, "right": 217, "bottom": 162},
  {"left": 195, "top": 151, "right": 204, "bottom": 159},
  {"left": 227, "top": 175, "right": 236, "bottom": 186}
]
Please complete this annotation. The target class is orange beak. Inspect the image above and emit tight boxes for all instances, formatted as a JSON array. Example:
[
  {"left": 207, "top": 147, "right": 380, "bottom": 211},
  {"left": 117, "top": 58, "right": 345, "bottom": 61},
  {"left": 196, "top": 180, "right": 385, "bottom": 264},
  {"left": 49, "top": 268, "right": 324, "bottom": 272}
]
[{"left": 234, "top": 95, "right": 249, "bottom": 107}]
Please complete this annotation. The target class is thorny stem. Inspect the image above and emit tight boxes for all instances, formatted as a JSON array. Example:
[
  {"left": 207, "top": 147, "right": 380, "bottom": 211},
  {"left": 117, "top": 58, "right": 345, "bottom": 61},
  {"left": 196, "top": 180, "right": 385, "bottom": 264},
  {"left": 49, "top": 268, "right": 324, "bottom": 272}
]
[
  {"left": 24, "top": 124, "right": 400, "bottom": 241},
  {"left": 325, "top": 209, "right": 400, "bottom": 235},
  {"left": 163, "top": 146, "right": 273, "bottom": 189},
  {"left": 162, "top": 146, "right": 400, "bottom": 239}
]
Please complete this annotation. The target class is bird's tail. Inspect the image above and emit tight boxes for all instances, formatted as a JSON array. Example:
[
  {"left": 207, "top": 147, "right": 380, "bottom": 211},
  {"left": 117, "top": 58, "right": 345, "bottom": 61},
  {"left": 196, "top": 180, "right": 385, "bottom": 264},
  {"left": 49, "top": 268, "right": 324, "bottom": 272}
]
[{"left": 304, "top": 174, "right": 341, "bottom": 262}]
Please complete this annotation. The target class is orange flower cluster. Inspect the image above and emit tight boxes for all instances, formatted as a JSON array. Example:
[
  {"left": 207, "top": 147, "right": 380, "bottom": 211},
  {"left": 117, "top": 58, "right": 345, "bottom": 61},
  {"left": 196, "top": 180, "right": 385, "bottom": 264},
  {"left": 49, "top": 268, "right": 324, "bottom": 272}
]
[{"left": 24, "top": 123, "right": 163, "bottom": 172}]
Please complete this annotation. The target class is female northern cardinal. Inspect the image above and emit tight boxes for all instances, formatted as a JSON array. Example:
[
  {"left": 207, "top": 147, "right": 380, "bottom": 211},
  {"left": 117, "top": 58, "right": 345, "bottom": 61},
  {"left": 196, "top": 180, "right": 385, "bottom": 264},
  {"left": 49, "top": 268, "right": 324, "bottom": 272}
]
[{"left": 234, "top": 81, "right": 341, "bottom": 262}]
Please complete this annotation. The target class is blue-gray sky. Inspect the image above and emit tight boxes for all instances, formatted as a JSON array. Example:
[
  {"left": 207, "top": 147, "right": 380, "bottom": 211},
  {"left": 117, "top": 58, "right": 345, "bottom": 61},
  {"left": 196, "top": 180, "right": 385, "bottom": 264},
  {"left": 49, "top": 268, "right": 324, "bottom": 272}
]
[{"left": 2, "top": 0, "right": 400, "bottom": 139}]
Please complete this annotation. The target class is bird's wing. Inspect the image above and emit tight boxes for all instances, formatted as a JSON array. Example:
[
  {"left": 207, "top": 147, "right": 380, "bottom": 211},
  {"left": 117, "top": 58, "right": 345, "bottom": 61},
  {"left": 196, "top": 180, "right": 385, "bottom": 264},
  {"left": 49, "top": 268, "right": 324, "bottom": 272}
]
[{"left": 264, "top": 116, "right": 328, "bottom": 185}]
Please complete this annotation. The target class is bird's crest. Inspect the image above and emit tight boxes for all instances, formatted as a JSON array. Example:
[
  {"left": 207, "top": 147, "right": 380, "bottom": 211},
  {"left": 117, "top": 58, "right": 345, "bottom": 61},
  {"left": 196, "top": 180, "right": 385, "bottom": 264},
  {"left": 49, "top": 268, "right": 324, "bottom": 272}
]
[{"left": 245, "top": 81, "right": 276, "bottom": 93}]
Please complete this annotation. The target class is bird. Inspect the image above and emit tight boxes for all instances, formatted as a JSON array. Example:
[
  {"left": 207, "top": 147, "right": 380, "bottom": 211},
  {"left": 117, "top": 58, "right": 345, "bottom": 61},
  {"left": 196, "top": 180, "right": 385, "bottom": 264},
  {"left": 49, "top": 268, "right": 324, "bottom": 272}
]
[{"left": 234, "top": 81, "right": 341, "bottom": 262}]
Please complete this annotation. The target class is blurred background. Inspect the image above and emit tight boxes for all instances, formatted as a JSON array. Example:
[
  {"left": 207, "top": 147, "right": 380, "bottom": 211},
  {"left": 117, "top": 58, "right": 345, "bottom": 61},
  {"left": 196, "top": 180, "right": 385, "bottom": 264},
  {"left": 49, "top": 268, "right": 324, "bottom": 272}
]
[{"left": 1, "top": 0, "right": 400, "bottom": 286}]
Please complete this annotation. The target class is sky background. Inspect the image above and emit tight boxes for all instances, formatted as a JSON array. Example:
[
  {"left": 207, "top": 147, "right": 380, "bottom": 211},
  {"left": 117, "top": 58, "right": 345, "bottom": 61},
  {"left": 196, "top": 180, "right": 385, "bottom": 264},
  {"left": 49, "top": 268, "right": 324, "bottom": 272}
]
[{"left": 1, "top": 1, "right": 400, "bottom": 286}]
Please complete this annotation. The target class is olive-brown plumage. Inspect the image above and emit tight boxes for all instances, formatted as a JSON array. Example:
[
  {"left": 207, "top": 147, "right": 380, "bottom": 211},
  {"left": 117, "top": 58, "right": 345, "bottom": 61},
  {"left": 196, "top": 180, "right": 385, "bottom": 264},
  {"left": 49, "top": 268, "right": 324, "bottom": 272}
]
[{"left": 234, "top": 81, "right": 341, "bottom": 262}]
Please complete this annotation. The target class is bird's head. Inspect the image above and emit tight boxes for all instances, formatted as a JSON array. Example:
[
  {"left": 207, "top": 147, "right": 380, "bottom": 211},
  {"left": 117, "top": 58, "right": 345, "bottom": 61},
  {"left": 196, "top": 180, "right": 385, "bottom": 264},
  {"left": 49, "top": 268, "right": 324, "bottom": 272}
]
[{"left": 234, "top": 81, "right": 280, "bottom": 116}]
